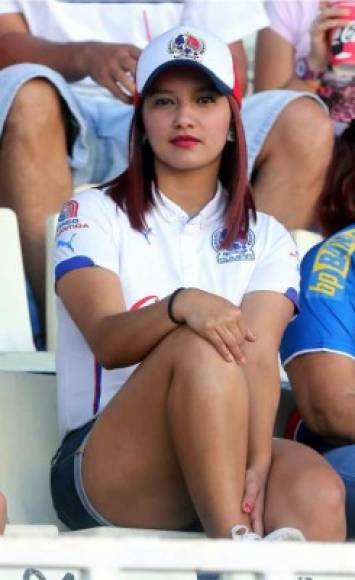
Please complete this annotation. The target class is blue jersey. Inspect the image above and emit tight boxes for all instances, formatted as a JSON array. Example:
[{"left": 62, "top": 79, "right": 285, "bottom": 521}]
[{"left": 280, "top": 224, "right": 355, "bottom": 365}]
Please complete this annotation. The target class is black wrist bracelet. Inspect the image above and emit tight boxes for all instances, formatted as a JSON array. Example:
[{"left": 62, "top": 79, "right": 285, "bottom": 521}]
[{"left": 167, "top": 287, "right": 185, "bottom": 325}]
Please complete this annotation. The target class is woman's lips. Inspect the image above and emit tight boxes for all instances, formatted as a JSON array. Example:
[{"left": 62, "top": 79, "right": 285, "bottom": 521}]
[{"left": 170, "top": 135, "right": 201, "bottom": 148}]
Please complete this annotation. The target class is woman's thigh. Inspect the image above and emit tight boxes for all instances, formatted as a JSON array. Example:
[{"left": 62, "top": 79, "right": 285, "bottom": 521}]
[{"left": 81, "top": 328, "right": 197, "bottom": 529}]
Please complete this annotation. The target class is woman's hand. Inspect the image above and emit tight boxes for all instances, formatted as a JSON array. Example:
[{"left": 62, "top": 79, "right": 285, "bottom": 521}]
[
  {"left": 309, "top": 1, "right": 350, "bottom": 71},
  {"left": 173, "top": 288, "right": 256, "bottom": 364},
  {"left": 241, "top": 466, "right": 269, "bottom": 537}
]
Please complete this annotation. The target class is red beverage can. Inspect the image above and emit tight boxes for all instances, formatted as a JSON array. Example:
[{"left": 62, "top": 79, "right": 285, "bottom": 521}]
[{"left": 330, "top": 1, "right": 355, "bottom": 76}]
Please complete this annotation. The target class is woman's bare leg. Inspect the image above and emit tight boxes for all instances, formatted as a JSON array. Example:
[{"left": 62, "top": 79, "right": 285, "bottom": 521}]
[
  {"left": 265, "top": 439, "right": 346, "bottom": 541},
  {"left": 82, "top": 326, "right": 250, "bottom": 537}
]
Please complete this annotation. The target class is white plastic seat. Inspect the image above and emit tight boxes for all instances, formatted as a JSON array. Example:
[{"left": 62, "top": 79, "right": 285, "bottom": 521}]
[
  {"left": 0, "top": 208, "right": 35, "bottom": 352},
  {"left": 0, "top": 371, "right": 61, "bottom": 528},
  {"left": 46, "top": 213, "right": 59, "bottom": 352},
  {"left": 292, "top": 229, "right": 323, "bottom": 261}
]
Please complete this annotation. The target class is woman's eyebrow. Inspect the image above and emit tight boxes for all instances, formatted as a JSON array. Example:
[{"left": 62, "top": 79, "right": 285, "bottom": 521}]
[{"left": 147, "top": 89, "right": 175, "bottom": 96}]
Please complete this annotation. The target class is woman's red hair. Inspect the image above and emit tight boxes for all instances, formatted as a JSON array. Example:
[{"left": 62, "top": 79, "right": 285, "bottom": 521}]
[
  {"left": 104, "top": 94, "right": 255, "bottom": 248},
  {"left": 317, "top": 121, "right": 355, "bottom": 237}
]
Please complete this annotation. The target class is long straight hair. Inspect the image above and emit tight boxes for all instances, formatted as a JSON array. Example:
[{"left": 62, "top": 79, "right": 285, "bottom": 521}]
[
  {"left": 105, "top": 94, "right": 255, "bottom": 248},
  {"left": 317, "top": 120, "right": 355, "bottom": 236}
]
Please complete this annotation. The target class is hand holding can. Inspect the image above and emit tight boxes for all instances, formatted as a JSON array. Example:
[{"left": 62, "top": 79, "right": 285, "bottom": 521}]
[{"left": 329, "top": 1, "right": 355, "bottom": 76}]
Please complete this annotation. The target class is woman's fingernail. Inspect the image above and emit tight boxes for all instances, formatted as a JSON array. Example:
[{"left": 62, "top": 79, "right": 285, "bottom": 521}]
[{"left": 243, "top": 502, "right": 253, "bottom": 513}]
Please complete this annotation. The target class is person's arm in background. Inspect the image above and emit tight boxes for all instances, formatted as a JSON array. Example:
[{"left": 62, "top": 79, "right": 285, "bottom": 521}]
[
  {"left": 229, "top": 40, "right": 248, "bottom": 96},
  {"left": 0, "top": 12, "right": 140, "bottom": 101},
  {"left": 255, "top": 26, "right": 320, "bottom": 93},
  {"left": 255, "top": 0, "right": 350, "bottom": 94}
]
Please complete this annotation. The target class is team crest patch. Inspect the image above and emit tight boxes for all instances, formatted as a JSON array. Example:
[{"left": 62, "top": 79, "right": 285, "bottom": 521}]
[
  {"left": 212, "top": 227, "right": 255, "bottom": 263},
  {"left": 58, "top": 200, "right": 79, "bottom": 222},
  {"left": 56, "top": 199, "right": 89, "bottom": 237},
  {"left": 168, "top": 32, "right": 205, "bottom": 61}
]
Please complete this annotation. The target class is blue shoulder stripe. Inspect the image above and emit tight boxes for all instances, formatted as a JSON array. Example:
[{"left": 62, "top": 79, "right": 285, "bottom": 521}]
[{"left": 55, "top": 256, "right": 95, "bottom": 281}]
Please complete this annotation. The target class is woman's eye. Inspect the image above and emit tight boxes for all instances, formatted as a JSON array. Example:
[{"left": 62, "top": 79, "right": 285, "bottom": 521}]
[
  {"left": 153, "top": 96, "right": 174, "bottom": 107},
  {"left": 197, "top": 94, "right": 217, "bottom": 104}
]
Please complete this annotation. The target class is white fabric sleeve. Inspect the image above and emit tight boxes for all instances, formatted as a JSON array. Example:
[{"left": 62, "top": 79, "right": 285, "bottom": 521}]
[
  {"left": 182, "top": 0, "right": 269, "bottom": 43},
  {"left": 54, "top": 189, "right": 120, "bottom": 284},
  {"left": 264, "top": 0, "right": 298, "bottom": 47},
  {"left": 0, "top": 1, "right": 21, "bottom": 14},
  {"left": 246, "top": 217, "right": 300, "bottom": 310}
]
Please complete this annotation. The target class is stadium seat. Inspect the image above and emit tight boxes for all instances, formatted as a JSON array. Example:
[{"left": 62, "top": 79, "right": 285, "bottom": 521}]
[
  {"left": 46, "top": 213, "right": 59, "bottom": 352},
  {"left": 0, "top": 208, "right": 35, "bottom": 352},
  {"left": 292, "top": 229, "right": 323, "bottom": 261},
  {"left": 0, "top": 371, "right": 62, "bottom": 528}
]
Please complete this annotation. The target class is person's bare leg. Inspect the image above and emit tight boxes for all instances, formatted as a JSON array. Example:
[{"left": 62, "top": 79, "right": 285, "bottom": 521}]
[
  {"left": 0, "top": 79, "right": 73, "bottom": 327},
  {"left": 83, "top": 326, "right": 250, "bottom": 538},
  {"left": 252, "top": 98, "right": 334, "bottom": 230},
  {"left": 265, "top": 438, "right": 346, "bottom": 541}
]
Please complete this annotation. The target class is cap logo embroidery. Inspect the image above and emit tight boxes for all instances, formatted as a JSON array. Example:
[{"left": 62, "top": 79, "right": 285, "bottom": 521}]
[{"left": 168, "top": 32, "right": 205, "bottom": 61}]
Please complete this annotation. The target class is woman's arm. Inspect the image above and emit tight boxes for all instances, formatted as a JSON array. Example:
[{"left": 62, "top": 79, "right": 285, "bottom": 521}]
[
  {"left": 57, "top": 267, "right": 176, "bottom": 369},
  {"left": 57, "top": 269, "right": 255, "bottom": 370},
  {"left": 239, "top": 290, "right": 294, "bottom": 533}
]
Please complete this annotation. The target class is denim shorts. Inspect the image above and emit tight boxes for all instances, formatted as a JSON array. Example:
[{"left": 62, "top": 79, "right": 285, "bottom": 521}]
[
  {"left": 51, "top": 419, "right": 204, "bottom": 532},
  {"left": 0, "top": 63, "right": 327, "bottom": 183},
  {"left": 50, "top": 419, "right": 112, "bottom": 530},
  {"left": 0, "top": 63, "right": 132, "bottom": 186}
]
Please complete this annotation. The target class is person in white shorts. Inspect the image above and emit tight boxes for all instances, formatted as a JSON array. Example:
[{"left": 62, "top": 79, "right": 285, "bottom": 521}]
[
  {"left": 0, "top": 0, "right": 331, "bottom": 335},
  {"left": 51, "top": 25, "right": 345, "bottom": 541}
]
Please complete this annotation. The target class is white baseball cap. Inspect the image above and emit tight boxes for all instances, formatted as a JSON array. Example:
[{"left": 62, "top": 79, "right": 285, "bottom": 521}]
[{"left": 136, "top": 26, "right": 241, "bottom": 105}]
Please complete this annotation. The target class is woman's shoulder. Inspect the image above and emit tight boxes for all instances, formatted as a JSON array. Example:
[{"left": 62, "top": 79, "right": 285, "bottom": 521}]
[
  {"left": 72, "top": 186, "right": 116, "bottom": 209},
  {"left": 64, "top": 186, "right": 126, "bottom": 223},
  {"left": 252, "top": 210, "right": 293, "bottom": 239},
  {"left": 250, "top": 211, "right": 298, "bottom": 261}
]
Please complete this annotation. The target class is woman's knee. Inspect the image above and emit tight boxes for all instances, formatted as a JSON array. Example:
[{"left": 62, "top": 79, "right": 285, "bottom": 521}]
[
  {"left": 6, "top": 78, "right": 66, "bottom": 136},
  {"left": 166, "top": 326, "right": 247, "bottom": 395},
  {"left": 168, "top": 326, "right": 236, "bottom": 370}
]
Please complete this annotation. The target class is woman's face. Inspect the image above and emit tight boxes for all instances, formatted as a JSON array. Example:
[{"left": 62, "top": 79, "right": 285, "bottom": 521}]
[{"left": 142, "top": 67, "right": 232, "bottom": 176}]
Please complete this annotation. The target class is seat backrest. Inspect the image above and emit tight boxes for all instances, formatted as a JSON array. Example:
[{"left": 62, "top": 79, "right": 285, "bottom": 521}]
[
  {"left": 0, "top": 371, "right": 62, "bottom": 528},
  {"left": 0, "top": 209, "right": 35, "bottom": 351},
  {"left": 292, "top": 229, "right": 323, "bottom": 261},
  {"left": 46, "top": 213, "right": 59, "bottom": 352}
]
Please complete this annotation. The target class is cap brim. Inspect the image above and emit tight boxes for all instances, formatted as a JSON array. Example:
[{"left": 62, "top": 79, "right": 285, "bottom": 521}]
[{"left": 140, "top": 59, "right": 232, "bottom": 97}]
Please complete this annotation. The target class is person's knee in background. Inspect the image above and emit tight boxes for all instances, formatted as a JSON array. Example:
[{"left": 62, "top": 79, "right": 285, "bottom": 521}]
[{"left": 252, "top": 97, "right": 334, "bottom": 230}]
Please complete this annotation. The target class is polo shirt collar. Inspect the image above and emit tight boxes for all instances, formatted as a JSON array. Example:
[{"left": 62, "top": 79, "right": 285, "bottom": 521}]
[{"left": 151, "top": 182, "right": 227, "bottom": 226}]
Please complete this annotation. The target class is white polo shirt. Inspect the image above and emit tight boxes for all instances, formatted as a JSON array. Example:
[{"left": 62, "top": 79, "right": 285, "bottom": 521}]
[{"left": 55, "top": 185, "right": 299, "bottom": 437}]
